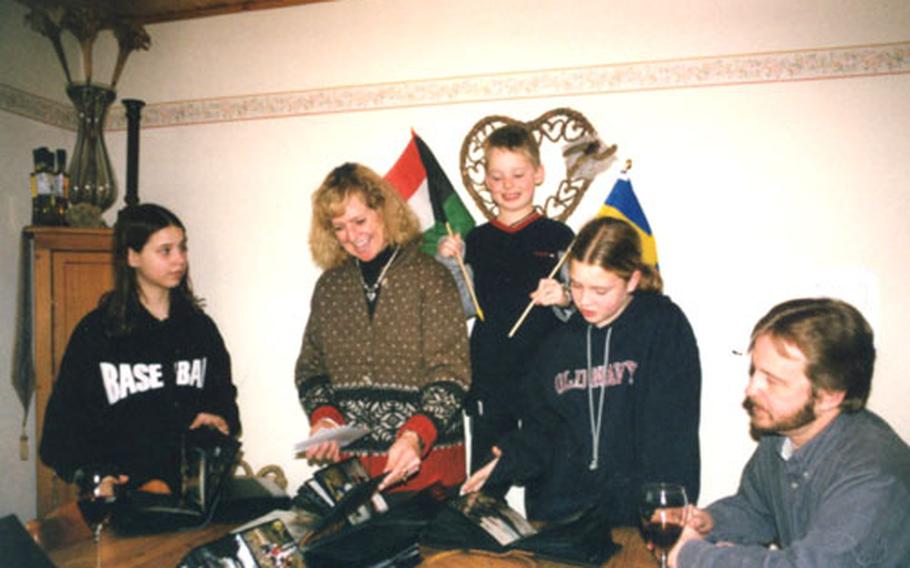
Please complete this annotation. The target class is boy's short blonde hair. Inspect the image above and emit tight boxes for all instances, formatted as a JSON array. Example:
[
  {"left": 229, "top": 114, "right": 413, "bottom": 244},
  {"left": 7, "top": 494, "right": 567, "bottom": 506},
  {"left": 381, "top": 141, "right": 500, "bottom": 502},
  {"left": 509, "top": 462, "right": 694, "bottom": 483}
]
[{"left": 483, "top": 123, "right": 541, "bottom": 167}]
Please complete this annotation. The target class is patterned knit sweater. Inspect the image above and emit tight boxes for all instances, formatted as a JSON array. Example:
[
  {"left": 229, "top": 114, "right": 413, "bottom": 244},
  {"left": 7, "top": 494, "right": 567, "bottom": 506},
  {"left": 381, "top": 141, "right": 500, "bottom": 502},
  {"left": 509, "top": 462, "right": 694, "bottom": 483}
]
[{"left": 295, "top": 241, "right": 471, "bottom": 490}]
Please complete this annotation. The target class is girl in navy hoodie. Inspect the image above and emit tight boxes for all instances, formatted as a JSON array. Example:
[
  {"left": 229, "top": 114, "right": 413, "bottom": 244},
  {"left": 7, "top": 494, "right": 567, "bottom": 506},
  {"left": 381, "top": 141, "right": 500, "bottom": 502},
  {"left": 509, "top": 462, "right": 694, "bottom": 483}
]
[
  {"left": 40, "top": 204, "right": 240, "bottom": 495},
  {"left": 462, "top": 216, "right": 701, "bottom": 526}
]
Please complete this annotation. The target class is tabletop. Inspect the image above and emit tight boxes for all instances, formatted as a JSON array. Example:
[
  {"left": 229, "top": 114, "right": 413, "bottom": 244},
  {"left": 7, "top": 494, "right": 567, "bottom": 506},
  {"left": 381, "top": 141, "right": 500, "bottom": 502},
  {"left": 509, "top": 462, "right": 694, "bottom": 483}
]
[{"left": 46, "top": 523, "right": 656, "bottom": 567}]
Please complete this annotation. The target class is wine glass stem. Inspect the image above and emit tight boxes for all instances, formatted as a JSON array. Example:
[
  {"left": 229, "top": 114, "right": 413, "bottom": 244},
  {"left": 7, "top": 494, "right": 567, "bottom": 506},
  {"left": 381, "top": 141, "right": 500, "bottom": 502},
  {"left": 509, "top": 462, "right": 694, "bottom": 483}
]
[
  {"left": 660, "top": 551, "right": 668, "bottom": 568},
  {"left": 94, "top": 524, "right": 103, "bottom": 568}
]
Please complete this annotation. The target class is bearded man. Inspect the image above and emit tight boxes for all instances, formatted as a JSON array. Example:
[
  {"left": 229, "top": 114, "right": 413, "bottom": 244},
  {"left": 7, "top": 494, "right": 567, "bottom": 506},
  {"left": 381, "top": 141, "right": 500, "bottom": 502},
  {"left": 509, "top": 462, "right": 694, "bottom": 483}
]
[{"left": 670, "top": 298, "right": 910, "bottom": 568}]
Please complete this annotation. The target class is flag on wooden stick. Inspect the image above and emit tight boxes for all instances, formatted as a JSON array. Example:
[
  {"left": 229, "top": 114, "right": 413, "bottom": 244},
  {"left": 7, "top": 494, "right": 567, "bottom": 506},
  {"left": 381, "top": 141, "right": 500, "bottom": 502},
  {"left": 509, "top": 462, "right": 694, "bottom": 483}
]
[
  {"left": 598, "top": 175, "right": 659, "bottom": 268},
  {"left": 385, "top": 131, "right": 475, "bottom": 255}
]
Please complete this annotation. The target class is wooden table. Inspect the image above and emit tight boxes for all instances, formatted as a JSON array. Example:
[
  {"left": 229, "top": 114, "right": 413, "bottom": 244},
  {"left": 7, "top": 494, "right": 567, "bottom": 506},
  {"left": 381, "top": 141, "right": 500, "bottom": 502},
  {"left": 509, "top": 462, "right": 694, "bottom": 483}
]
[
  {"left": 47, "top": 525, "right": 654, "bottom": 567},
  {"left": 46, "top": 523, "right": 234, "bottom": 567},
  {"left": 422, "top": 528, "right": 654, "bottom": 567}
]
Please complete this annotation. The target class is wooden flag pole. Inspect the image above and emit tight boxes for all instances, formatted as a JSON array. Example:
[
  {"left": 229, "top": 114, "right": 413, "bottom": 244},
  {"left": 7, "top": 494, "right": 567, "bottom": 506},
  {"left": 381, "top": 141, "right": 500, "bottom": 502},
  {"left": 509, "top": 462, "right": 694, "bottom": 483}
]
[
  {"left": 507, "top": 238, "right": 575, "bottom": 338},
  {"left": 446, "top": 223, "right": 485, "bottom": 321}
]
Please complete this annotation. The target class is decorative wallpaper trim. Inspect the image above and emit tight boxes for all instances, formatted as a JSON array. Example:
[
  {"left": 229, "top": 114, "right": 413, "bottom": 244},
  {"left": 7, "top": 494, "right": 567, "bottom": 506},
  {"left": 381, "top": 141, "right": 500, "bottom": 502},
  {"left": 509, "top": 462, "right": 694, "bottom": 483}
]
[
  {"left": 0, "top": 84, "right": 76, "bottom": 130},
  {"left": 4, "top": 42, "right": 908, "bottom": 132}
]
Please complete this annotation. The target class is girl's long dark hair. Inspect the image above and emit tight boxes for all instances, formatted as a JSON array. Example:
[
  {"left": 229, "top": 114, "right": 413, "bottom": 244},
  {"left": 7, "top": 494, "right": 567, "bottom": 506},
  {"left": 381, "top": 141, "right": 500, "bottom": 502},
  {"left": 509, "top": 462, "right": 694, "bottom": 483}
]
[{"left": 101, "top": 203, "right": 201, "bottom": 336}]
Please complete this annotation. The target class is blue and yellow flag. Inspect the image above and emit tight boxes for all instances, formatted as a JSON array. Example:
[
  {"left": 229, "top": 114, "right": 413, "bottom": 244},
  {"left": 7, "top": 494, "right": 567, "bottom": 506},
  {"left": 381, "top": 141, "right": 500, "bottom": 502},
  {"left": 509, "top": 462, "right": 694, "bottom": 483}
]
[{"left": 598, "top": 176, "right": 659, "bottom": 268}]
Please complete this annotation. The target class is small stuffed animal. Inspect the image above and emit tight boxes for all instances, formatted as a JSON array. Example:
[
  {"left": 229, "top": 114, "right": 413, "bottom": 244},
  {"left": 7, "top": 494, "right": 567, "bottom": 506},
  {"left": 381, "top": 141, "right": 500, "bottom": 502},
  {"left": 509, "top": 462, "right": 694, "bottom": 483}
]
[{"left": 563, "top": 134, "right": 618, "bottom": 181}]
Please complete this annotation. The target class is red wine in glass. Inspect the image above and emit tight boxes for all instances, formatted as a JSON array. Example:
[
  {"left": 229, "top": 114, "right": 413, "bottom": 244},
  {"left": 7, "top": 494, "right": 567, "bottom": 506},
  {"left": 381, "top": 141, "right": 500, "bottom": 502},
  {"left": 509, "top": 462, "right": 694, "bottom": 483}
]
[
  {"left": 77, "top": 496, "right": 115, "bottom": 527},
  {"left": 643, "top": 519, "right": 684, "bottom": 552},
  {"left": 639, "top": 482, "right": 689, "bottom": 568},
  {"left": 75, "top": 465, "right": 120, "bottom": 568}
]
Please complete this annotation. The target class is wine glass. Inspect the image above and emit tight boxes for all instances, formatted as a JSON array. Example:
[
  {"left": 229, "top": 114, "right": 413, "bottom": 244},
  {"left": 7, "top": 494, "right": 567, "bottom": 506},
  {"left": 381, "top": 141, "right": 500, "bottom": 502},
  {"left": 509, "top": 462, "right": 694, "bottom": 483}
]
[
  {"left": 639, "top": 482, "right": 689, "bottom": 568},
  {"left": 75, "top": 465, "right": 120, "bottom": 568}
]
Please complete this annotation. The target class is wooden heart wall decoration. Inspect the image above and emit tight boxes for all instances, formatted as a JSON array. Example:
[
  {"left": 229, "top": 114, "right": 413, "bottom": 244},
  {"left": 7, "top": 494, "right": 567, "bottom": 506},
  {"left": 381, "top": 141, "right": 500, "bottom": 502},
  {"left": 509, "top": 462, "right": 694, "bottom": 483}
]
[{"left": 459, "top": 107, "right": 617, "bottom": 222}]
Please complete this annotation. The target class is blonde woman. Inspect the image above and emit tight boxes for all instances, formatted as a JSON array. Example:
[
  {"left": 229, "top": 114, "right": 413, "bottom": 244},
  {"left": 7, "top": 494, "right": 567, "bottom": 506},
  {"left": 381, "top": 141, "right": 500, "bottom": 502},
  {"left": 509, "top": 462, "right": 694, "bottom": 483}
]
[{"left": 296, "top": 162, "right": 470, "bottom": 492}]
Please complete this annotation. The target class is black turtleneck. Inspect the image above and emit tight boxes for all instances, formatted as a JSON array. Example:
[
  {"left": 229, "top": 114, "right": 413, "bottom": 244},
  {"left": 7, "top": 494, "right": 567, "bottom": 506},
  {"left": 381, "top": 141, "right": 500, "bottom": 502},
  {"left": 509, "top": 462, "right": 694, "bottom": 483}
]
[{"left": 357, "top": 245, "right": 395, "bottom": 318}]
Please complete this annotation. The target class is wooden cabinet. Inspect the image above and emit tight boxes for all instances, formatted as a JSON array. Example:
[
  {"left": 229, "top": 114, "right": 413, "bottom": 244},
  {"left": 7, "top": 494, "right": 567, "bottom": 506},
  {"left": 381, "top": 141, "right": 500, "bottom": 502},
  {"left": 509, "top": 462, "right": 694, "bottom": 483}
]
[{"left": 26, "top": 226, "right": 114, "bottom": 517}]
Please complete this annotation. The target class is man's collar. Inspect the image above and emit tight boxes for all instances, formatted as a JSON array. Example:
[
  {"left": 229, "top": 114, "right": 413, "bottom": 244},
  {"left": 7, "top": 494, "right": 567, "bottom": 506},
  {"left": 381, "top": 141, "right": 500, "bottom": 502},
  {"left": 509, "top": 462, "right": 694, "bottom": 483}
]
[
  {"left": 780, "top": 411, "right": 848, "bottom": 462},
  {"left": 779, "top": 437, "right": 795, "bottom": 460}
]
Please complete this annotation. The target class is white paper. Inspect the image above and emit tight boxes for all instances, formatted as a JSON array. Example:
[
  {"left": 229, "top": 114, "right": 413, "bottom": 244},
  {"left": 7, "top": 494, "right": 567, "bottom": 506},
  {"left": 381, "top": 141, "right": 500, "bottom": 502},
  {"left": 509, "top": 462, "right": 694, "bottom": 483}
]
[{"left": 293, "top": 425, "right": 369, "bottom": 453}]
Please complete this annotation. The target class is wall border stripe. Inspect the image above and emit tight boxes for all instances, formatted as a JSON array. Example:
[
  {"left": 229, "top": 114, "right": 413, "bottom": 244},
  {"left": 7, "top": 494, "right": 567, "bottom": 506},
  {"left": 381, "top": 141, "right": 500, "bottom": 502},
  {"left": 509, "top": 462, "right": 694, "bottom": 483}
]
[{"left": 3, "top": 41, "right": 908, "bottom": 132}]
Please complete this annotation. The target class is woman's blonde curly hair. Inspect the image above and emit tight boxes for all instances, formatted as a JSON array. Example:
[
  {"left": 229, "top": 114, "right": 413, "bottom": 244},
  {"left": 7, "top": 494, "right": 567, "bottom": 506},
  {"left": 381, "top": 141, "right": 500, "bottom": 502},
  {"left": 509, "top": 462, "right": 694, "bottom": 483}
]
[{"left": 309, "top": 162, "right": 421, "bottom": 269}]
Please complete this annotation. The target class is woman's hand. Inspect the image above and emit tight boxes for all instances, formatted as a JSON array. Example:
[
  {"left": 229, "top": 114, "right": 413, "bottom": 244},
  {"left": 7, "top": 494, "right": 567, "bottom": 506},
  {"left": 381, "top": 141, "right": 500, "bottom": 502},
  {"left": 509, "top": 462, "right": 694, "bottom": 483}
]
[
  {"left": 304, "top": 418, "right": 342, "bottom": 464},
  {"left": 460, "top": 447, "right": 501, "bottom": 494},
  {"left": 530, "top": 278, "right": 570, "bottom": 307},
  {"left": 379, "top": 430, "right": 422, "bottom": 491},
  {"left": 437, "top": 234, "right": 464, "bottom": 259},
  {"left": 189, "top": 412, "right": 229, "bottom": 435}
]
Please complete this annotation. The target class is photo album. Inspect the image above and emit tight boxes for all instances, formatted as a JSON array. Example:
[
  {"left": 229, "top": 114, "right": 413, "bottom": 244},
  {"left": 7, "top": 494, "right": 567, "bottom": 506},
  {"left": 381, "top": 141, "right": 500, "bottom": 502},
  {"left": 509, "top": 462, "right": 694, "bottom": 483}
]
[
  {"left": 298, "top": 457, "right": 389, "bottom": 537},
  {"left": 179, "top": 516, "right": 306, "bottom": 568}
]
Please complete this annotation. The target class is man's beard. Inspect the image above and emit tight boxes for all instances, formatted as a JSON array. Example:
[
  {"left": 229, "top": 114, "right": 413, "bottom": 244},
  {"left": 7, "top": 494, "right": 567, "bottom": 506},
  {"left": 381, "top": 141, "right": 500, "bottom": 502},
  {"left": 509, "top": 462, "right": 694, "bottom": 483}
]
[{"left": 743, "top": 395, "right": 816, "bottom": 440}]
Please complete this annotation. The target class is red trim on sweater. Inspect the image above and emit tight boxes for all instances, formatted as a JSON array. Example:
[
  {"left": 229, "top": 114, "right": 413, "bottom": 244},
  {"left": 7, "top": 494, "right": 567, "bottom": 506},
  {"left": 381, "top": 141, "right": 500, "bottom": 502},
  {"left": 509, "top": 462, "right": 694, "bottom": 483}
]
[
  {"left": 490, "top": 211, "right": 541, "bottom": 233},
  {"left": 399, "top": 414, "right": 438, "bottom": 457},
  {"left": 310, "top": 405, "right": 345, "bottom": 427},
  {"left": 358, "top": 444, "right": 466, "bottom": 493}
]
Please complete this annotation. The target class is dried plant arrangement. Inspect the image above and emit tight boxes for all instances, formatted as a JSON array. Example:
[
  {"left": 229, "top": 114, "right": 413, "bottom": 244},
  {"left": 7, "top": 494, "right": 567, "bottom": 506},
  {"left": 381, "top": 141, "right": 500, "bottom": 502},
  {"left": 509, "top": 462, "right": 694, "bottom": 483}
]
[{"left": 22, "top": 1, "right": 151, "bottom": 87}]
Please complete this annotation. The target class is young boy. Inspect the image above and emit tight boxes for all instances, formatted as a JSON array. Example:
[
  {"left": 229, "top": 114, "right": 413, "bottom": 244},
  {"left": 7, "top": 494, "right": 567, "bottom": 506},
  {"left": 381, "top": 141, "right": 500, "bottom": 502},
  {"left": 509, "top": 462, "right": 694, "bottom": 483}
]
[{"left": 438, "top": 124, "right": 574, "bottom": 491}]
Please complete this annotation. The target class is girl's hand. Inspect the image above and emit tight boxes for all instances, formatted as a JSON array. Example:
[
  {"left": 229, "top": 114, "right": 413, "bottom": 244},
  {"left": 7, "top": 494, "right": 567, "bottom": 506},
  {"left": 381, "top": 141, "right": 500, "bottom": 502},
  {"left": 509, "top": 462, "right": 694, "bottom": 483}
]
[
  {"left": 379, "top": 430, "right": 422, "bottom": 490},
  {"left": 437, "top": 234, "right": 464, "bottom": 259},
  {"left": 530, "top": 278, "right": 570, "bottom": 307},
  {"left": 189, "top": 412, "right": 229, "bottom": 435},
  {"left": 460, "top": 447, "right": 502, "bottom": 494},
  {"left": 99, "top": 474, "right": 130, "bottom": 497},
  {"left": 304, "top": 418, "right": 342, "bottom": 464}
]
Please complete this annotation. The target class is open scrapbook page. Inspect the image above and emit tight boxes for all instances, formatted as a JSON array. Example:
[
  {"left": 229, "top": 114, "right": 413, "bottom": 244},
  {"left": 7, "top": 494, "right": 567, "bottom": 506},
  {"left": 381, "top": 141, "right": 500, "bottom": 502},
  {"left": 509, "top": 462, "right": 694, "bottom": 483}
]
[
  {"left": 179, "top": 517, "right": 306, "bottom": 568},
  {"left": 448, "top": 492, "right": 537, "bottom": 546}
]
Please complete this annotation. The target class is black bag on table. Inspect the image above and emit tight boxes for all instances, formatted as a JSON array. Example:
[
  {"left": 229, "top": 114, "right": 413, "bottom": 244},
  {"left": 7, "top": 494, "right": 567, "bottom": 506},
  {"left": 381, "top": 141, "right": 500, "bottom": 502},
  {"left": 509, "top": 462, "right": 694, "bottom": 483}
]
[
  {"left": 110, "top": 429, "right": 288, "bottom": 535},
  {"left": 303, "top": 490, "right": 443, "bottom": 568},
  {"left": 420, "top": 492, "right": 620, "bottom": 567},
  {"left": 297, "top": 459, "right": 448, "bottom": 568}
]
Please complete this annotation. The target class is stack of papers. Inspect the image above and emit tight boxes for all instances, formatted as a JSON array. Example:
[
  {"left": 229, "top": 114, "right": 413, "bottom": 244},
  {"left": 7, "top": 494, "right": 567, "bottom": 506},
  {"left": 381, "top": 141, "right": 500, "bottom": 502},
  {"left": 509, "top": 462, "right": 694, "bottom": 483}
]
[{"left": 293, "top": 425, "right": 370, "bottom": 453}]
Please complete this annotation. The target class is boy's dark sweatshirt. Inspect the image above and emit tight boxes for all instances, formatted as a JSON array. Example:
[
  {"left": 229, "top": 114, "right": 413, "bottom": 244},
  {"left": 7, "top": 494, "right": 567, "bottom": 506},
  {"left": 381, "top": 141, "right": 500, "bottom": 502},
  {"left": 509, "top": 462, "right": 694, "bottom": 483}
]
[{"left": 465, "top": 213, "right": 574, "bottom": 412}]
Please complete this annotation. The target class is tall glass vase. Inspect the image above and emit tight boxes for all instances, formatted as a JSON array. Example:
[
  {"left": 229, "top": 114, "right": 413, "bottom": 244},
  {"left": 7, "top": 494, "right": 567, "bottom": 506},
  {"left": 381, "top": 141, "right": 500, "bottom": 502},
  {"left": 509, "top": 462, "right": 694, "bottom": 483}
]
[{"left": 66, "top": 84, "right": 118, "bottom": 212}]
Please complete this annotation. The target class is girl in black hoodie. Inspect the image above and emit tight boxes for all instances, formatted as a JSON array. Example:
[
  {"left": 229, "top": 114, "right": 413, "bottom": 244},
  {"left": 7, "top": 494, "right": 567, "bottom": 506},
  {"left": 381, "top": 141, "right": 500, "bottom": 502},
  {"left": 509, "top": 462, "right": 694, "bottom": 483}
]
[
  {"left": 40, "top": 204, "right": 240, "bottom": 495},
  {"left": 462, "top": 216, "right": 701, "bottom": 527}
]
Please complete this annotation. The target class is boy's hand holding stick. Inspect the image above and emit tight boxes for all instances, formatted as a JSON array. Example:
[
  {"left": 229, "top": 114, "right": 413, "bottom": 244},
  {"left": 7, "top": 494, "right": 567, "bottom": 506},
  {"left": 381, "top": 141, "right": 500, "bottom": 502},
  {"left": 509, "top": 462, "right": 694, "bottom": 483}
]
[
  {"left": 507, "top": 239, "right": 575, "bottom": 338},
  {"left": 445, "top": 222, "right": 485, "bottom": 321}
]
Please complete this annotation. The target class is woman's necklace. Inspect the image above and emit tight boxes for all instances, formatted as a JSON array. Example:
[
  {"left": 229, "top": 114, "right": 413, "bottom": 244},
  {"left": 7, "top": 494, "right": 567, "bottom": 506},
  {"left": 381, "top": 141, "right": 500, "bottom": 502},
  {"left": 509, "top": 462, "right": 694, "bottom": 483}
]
[
  {"left": 586, "top": 324, "right": 612, "bottom": 471},
  {"left": 357, "top": 246, "right": 400, "bottom": 302}
]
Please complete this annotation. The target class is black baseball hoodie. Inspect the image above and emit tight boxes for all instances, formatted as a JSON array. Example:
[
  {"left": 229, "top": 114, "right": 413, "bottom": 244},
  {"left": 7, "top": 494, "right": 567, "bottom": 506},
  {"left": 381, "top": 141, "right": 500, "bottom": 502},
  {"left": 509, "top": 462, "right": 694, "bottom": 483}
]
[{"left": 40, "top": 293, "right": 240, "bottom": 492}]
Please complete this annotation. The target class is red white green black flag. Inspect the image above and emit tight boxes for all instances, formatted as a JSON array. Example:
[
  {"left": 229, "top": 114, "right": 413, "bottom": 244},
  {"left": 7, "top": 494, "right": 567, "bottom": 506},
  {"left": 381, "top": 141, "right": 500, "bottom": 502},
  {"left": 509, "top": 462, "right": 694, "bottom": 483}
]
[{"left": 385, "top": 131, "right": 475, "bottom": 255}]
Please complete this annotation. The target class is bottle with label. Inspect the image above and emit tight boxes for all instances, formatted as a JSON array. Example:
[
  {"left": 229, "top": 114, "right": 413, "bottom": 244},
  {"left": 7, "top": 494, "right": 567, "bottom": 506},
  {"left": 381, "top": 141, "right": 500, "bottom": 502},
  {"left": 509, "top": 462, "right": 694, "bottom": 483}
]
[
  {"left": 31, "top": 147, "right": 55, "bottom": 225},
  {"left": 30, "top": 147, "right": 67, "bottom": 226},
  {"left": 54, "top": 148, "right": 69, "bottom": 224}
]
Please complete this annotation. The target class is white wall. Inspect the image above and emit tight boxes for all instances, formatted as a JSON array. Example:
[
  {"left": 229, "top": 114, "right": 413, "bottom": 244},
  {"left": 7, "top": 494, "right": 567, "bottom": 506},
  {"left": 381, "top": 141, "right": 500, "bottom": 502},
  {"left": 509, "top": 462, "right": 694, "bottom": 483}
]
[
  {"left": 1, "top": 0, "right": 908, "bottom": 520},
  {"left": 0, "top": 0, "right": 76, "bottom": 520}
]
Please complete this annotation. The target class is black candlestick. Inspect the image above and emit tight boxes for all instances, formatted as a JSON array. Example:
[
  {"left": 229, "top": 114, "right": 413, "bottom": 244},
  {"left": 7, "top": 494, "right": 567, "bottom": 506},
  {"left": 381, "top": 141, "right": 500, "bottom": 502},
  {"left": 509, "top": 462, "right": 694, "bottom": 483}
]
[{"left": 122, "top": 99, "right": 145, "bottom": 207}]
